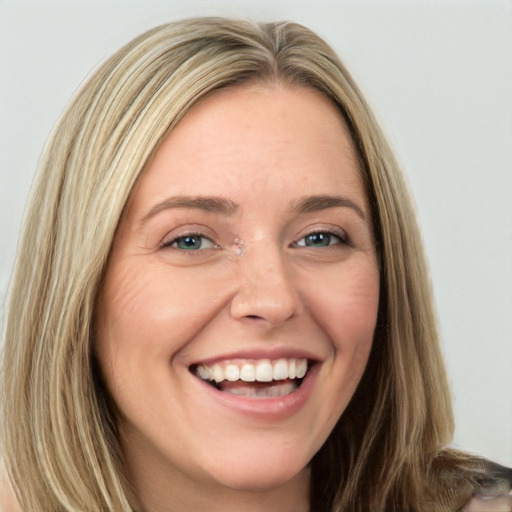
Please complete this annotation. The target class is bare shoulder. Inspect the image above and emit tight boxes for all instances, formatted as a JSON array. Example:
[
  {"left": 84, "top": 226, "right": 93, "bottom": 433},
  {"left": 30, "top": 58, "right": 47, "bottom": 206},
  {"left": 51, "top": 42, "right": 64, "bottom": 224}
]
[
  {"left": 463, "top": 494, "right": 512, "bottom": 511},
  {"left": 0, "top": 473, "right": 22, "bottom": 512}
]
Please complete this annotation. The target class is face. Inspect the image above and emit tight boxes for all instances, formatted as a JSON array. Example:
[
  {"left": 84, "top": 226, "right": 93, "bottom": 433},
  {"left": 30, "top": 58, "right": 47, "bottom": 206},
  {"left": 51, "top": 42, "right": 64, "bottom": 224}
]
[{"left": 96, "top": 86, "right": 379, "bottom": 502}]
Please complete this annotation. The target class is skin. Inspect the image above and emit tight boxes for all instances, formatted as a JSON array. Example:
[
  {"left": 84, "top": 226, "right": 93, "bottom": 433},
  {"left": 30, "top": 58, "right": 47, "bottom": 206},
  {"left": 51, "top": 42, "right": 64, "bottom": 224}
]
[
  {"left": 464, "top": 495, "right": 512, "bottom": 512},
  {"left": 0, "top": 475, "right": 21, "bottom": 512},
  {"left": 0, "top": 85, "right": 503, "bottom": 512},
  {"left": 95, "top": 85, "right": 380, "bottom": 512}
]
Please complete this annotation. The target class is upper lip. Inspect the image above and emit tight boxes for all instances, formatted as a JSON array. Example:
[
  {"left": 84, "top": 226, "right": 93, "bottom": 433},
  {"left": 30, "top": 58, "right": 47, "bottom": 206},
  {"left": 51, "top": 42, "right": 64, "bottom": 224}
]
[{"left": 189, "top": 347, "right": 323, "bottom": 367}]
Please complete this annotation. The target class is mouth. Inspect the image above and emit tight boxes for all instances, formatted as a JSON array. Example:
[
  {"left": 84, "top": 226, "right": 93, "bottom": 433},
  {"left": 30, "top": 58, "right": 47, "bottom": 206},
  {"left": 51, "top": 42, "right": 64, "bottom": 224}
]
[{"left": 190, "top": 358, "right": 310, "bottom": 399}]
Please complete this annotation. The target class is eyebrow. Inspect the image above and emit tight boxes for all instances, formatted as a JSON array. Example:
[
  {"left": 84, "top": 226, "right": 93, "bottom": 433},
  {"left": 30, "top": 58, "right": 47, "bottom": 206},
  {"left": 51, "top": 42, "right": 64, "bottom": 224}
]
[
  {"left": 290, "top": 194, "right": 368, "bottom": 223},
  {"left": 140, "top": 194, "right": 368, "bottom": 224},
  {"left": 141, "top": 195, "right": 240, "bottom": 223}
]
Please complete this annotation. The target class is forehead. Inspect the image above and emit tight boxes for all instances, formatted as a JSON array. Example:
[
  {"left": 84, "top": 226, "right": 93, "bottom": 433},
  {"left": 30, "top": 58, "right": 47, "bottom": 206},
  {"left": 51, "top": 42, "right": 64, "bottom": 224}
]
[
  {"left": 171, "top": 83, "right": 360, "bottom": 167},
  {"left": 127, "top": 84, "right": 367, "bottom": 215}
]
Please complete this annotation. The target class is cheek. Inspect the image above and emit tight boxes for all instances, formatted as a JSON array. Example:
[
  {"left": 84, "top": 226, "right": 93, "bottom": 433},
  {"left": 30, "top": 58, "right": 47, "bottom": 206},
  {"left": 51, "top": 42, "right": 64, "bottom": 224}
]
[
  {"left": 95, "top": 261, "right": 231, "bottom": 371},
  {"left": 305, "top": 260, "right": 380, "bottom": 350},
  {"left": 93, "top": 261, "right": 231, "bottom": 431},
  {"left": 300, "top": 259, "right": 379, "bottom": 432}
]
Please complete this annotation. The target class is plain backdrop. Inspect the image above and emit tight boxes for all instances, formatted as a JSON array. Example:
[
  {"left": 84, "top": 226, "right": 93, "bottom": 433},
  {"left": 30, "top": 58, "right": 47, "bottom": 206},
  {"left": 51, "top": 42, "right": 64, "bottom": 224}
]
[{"left": 1, "top": 1, "right": 511, "bottom": 466}]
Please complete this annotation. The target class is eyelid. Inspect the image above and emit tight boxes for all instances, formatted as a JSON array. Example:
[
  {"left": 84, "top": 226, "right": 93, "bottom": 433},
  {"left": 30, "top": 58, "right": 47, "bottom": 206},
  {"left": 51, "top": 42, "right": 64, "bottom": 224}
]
[
  {"left": 159, "top": 229, "right": 219, "bottom": 250},
  {"left": 291, "top": 227, "right": 350, "bottom": 248}
]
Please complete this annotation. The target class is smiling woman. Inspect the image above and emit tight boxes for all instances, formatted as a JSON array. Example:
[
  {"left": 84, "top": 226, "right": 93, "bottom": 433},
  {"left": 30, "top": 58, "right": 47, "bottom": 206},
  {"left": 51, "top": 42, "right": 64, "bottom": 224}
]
[
  {"left": 0, "top": 17, "right": 511, "bottom": 512},
  {"left": 95, "top": 86, "right": 380, "bottom": 509}
]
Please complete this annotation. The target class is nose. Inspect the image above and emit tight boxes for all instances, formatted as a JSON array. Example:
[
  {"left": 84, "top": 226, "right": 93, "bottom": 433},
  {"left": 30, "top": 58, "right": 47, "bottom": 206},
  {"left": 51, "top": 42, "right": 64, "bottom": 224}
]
[{"left": 229, "top": 245, "right": 301, "bottom": 327}]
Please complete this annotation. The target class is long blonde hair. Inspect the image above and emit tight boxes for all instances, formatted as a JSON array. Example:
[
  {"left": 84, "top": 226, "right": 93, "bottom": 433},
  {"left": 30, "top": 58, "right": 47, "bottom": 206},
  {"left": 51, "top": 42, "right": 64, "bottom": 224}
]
[{"left": 1, "top": 17, "right": 475, "bottom": 511}]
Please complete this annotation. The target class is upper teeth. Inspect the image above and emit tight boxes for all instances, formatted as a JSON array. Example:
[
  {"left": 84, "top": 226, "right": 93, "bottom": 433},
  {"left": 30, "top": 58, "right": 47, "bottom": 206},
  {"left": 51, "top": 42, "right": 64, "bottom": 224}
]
[{"left": 195, "top": 358, "right": 308, "bottom": 383}]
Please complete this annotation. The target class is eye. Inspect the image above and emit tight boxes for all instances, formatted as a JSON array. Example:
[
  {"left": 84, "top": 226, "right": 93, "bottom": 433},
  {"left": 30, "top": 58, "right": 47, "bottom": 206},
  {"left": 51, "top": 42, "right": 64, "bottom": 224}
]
[
  {"left": 162, "top": 233, "right": 218, "bottom": 250},
  {"left": 292, "top": 231, "right": 346, "bottom": 248}
]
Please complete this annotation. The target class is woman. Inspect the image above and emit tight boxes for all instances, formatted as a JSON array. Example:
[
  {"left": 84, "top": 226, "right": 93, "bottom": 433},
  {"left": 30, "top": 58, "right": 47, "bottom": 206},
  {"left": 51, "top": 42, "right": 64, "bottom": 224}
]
[{"left": 1, "top": 17, "right": 510, "bottom": 512}]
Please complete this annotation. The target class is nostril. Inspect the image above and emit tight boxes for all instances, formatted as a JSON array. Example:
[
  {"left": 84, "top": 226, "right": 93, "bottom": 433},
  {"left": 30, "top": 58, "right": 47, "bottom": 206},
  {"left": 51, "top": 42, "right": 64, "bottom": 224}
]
[{"left": 229, "top": 280, "right": 299, "bottom": 325}]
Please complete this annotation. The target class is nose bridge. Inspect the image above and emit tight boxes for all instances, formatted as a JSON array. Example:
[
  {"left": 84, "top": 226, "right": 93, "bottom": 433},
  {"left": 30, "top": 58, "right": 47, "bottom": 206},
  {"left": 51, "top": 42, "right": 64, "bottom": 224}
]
[{"left": 230, "top": 240, "right": 300, "bottom": 325}]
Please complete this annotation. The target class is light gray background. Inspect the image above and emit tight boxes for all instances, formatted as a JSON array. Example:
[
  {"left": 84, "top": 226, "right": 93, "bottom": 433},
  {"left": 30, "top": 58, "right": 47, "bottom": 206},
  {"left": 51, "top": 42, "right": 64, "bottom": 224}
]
[{"left": 1, "top": 1, "right": 511, "bottom": 465}]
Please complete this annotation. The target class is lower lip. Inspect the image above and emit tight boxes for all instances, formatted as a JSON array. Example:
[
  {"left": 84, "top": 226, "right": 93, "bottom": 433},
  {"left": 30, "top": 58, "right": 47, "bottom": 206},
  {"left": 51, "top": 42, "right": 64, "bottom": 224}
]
[{"left": 192, "top": 364, "right": 319, "bottom": 420}]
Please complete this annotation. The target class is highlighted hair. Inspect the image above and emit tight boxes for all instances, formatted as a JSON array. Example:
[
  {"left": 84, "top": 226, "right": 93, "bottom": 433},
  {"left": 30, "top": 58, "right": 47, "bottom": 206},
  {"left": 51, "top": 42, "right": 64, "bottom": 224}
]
[{"left": 2, "top": 17, "right": 479, "bottom": 511}]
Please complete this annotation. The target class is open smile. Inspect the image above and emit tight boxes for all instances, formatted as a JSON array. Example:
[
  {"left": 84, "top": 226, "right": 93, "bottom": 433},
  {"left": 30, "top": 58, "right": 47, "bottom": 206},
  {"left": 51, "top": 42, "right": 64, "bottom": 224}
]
[{"left": 190, "top": 357, "right": 313, "bottom": 400}]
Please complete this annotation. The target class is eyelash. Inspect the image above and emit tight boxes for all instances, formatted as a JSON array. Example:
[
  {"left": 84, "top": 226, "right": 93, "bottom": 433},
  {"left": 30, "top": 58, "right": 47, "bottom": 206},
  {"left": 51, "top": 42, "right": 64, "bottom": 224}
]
[
  {"left": 160, "top": 229, "right": 349, "bottom": 251},
  {"left": 160, "top": 231, "right": 217, "bottom": 251},
  {"left": 291, "top": 229, "right": 349, "bottom": 248}
]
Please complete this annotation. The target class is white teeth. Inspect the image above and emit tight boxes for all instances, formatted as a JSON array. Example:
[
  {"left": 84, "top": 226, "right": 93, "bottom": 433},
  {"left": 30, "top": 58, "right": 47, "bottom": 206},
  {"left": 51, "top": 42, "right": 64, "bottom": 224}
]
[
  {"left": 255, "top": 360, "right": 273, "bottom": 382},
  {"left": 272, "top": 359, "right": 288, "bottom": 380},
  {"left": 213, "top": 364, "right": 224, "bottom": 383},
  {"left": 240, "top": 363, "right": 256, "bottom": 382},
  {"left": 296, "top": 359, "right": 307, "bottom": 379},
  {"left": 224, "top": 364, "right": 240, "bottom": 382},
  {"left": 288, "top": 359, "right": 297, "bottom": 379},
  {"left": 224, "top": 381, "right": 298, "bottom": 398},
  {"left": 196, "top": 365, "right": 213, "bottom": 381},
  {"left": 195, "top": 357, "right": 309, "bottom": 384}
]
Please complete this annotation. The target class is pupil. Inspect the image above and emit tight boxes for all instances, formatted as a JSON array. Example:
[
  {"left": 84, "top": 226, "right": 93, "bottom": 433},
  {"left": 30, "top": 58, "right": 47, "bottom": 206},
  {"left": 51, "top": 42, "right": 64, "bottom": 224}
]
[
  {"left": 306, "top": 233, "right": 330, "bottom": 247},
  {"left": 179, "top": 236, "right": 201, "bottom": 249}
]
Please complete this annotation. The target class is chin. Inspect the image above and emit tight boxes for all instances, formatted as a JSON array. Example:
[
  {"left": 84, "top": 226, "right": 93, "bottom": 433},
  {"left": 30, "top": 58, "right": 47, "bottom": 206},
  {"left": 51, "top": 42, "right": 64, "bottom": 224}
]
[
  {"left": 216, "top": 464, "right": 310, "bottom": 493},
  {"left": 199, "top": 446, "right": 312, "bottom": 492}
]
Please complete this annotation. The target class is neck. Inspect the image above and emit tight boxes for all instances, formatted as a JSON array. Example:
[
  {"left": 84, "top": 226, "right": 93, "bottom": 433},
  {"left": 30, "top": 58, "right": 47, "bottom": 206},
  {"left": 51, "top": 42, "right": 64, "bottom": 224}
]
[{"left": 138, "top": 480, "right": 310, "bottom": 512}]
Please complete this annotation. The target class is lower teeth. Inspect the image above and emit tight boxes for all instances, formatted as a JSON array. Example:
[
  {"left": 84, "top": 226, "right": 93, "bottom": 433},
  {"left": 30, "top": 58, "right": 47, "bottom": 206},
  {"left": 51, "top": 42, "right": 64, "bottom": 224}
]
[{"left": 221, "top": 381, "right": 298, "bottom": 398}]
